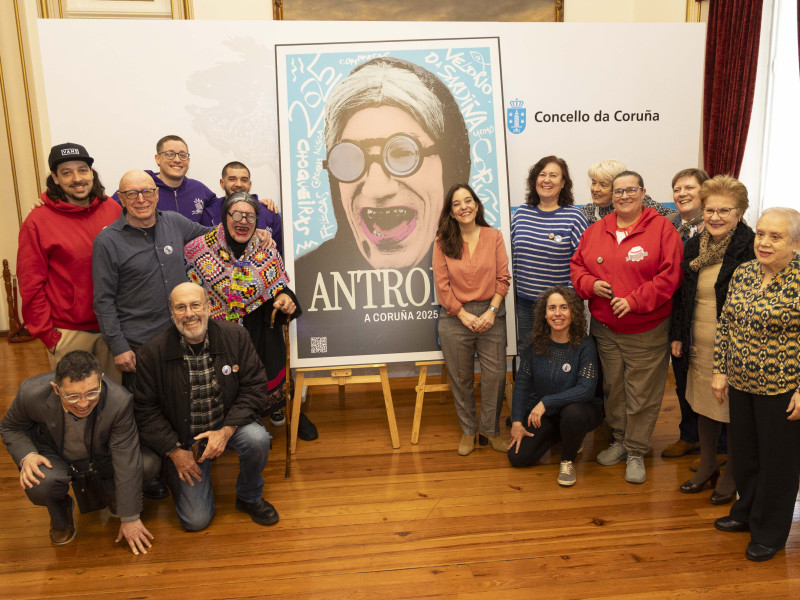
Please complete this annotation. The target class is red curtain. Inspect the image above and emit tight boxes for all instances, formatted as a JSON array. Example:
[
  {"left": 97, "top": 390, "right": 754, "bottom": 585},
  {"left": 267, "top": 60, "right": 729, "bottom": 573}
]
[{"left": 703, "top": 0, "right": 764, "bottom": 177}]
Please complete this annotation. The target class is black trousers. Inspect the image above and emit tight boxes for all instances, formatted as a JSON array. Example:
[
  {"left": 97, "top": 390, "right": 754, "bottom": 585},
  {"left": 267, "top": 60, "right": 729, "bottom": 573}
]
[
  {"left": 507, "top": 402, "right": 603, "bottom": 467},
  {"left": 728, "top": 387, "right": 800, "bottom": 549}
]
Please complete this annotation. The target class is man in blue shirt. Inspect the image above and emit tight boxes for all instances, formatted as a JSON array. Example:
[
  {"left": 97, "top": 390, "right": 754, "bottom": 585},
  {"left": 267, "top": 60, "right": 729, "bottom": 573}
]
[{"left": 94, "top": 170, "right": 209, "bottom": 390}]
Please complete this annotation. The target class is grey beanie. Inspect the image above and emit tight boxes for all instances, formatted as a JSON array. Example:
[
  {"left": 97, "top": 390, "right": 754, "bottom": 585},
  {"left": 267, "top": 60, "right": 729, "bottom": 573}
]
[{"left": 223, "top": 191, "right": 260, "bottom": 219}]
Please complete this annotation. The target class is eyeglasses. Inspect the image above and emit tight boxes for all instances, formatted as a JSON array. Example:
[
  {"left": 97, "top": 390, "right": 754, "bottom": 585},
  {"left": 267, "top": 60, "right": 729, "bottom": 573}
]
[
  {"left": 612, "top": 186, "right": 643, "bottom": 198},
  {"left": 703, "top": 207, "right": 737, "bottom": 218},
  {"left": 172, "top": 301, "right": 206, "bottom": 315},
  {"left": 323, "top": 134, "right": 439, "bottom": 183},
  {"left": 158, "top": 151, "right": 190, "bottom": 161},
  {"left": 227, "top": 210, "right": 257, "bottom": 224},
  {"left": 56, "top": 384, "right": 102, "bottom": 404},
  {"left": 118, "top": 188, "right": 157, "bottom": 201}
]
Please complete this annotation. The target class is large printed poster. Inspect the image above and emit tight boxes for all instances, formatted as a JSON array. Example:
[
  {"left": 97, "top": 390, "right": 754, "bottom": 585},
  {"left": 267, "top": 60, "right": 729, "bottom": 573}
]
[{"left": 277, "top": 39, "right": 513, "bottom": 367}]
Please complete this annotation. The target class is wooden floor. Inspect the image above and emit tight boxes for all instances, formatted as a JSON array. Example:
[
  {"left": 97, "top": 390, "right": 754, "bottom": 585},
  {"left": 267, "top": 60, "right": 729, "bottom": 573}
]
[{"left": 1, "top": 339, "right": 799, "bottom": 599}]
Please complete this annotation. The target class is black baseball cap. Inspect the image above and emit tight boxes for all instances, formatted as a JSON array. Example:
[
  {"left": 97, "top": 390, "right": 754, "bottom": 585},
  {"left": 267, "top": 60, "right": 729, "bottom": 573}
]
[{"left": 48, "top": 142, "right": 94, "bottom": 171}]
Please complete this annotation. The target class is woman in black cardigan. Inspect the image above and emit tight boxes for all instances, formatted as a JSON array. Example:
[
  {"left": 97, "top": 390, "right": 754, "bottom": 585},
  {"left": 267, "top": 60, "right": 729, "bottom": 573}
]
[{"left": 669, "top": 175, "right": 754, "bottom": 503}]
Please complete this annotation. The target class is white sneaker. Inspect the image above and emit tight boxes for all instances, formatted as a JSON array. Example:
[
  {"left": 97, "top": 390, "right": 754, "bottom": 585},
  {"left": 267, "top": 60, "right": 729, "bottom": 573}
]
[
  {"left": 558, "top": 461, "right": 577, "bottom": 486},
  {"left": 625, "top": 455, "right": 646, "bottom": 484},
  {"left": 596, "top": 441, "right": 627, "bottom": 466},
  {"left": 269, "top": 409, "right": 286, "bottom": 427}
]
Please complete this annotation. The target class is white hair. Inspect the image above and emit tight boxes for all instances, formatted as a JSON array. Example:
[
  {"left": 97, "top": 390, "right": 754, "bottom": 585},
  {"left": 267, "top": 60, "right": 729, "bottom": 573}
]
[
  {"left": 324, "top": 60, "right": 444, "bottom": 151},
  {"left": 587, "top": 159, "right": 627, "bottom": 184},
  {"left": 759, "top": 207, "right": 800, "bottom": 241}
]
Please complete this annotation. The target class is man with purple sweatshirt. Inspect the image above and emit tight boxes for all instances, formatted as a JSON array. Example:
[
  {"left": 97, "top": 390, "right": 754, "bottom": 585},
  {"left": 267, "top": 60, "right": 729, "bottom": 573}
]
[
  {"left": 200, "top": 161, "right": 283, "bottom": 255},
  {"left": 113, "top": 135, "right": 215, "bottom": 222}
]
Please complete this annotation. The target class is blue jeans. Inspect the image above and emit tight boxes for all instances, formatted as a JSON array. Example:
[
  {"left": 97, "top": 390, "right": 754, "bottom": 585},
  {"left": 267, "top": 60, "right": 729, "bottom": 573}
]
[
  {"left": 165, "top": 421, "right": 271, "bottom": 531},
  {"left": 516, "top": 295, "right": 535, "bottom": 351}
]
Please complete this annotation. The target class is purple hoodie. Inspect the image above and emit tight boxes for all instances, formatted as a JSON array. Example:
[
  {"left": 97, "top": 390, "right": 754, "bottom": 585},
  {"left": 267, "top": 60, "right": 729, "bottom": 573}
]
[
  {"left": 201, "top": 193, "right": 284, "bottom": 257},
  {"left": 112, "top": 170, "right": 216, "bottom": 223}
]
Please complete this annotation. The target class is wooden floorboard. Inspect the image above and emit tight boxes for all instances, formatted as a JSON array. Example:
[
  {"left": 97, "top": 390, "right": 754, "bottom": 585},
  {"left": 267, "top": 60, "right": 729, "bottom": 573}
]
[{"left": 1, "top": 338, "right": 798, "bottom": 599}]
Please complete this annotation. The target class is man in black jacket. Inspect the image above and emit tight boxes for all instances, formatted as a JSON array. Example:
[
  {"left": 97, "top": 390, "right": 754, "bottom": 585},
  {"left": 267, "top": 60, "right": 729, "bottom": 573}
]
[
  {"left": 0, "top": 351, "right": 156, "bottom": 553},
  {"left": 133, "top": 282, "right": 276, "bottom": 531}
]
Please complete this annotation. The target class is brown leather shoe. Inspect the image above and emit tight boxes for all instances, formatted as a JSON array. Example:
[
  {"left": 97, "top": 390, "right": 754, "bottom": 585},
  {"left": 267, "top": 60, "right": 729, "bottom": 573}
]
[
  {"left": 485, "top": 435, "right": 508, "bottom": 453},
  {"left": 661, "top": 439, "right": 700, "bottom": 458},
  {"left": 458, "top": 434, "right": 475, "bottom": 456},
  {"left": 49, "top": 497, "right": 76, "bottom": 545}
]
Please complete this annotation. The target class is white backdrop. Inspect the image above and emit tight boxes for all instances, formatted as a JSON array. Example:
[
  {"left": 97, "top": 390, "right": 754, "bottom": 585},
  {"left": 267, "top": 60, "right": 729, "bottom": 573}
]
[
  {"left": 38, "top": 19, "right": 704, "bottom": 210},
  {"left": 37, "top": 19, "right": 704, "bottom": 366}
]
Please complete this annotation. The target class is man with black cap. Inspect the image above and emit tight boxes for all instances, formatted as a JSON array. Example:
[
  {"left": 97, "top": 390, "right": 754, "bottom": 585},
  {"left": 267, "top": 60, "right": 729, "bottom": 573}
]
[{"left": 17, "top": 142, "right": 122, "bottom": 382}]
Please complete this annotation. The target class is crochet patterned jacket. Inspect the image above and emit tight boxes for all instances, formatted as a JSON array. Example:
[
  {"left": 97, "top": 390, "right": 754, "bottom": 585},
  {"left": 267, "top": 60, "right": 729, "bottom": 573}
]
[{"left": 184, "top": 224, "right": 289, "bottom": 323}]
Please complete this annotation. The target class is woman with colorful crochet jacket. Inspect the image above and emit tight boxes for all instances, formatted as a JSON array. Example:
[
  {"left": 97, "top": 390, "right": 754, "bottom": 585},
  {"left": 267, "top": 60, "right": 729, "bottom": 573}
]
[{"left": 184, "top": 192, "right": 316, "bottom": 439}]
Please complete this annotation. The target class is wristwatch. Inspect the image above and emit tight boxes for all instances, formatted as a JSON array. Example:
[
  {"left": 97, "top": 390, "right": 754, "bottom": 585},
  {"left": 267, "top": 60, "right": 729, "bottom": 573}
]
[{"left": 489, "top": 305, "right": 499, "bottom": 314}]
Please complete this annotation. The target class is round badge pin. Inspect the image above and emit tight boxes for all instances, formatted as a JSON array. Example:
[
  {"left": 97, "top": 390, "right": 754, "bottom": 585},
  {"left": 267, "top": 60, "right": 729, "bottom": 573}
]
[
  {"left": 232, "top": 365, "right": 240, "bottom": 373},
  {"left": 548, "top": 233, "right": 554, "bottom": 240},
  {"left": 164, "top": 245, "right": 174, "bottom": 255},
  {"left": 597, "top": 256, "right": 604, "bottom": 264},
  {"left": 562, "top": 363, "right": 571, "bottom": 373},
  {"left": 554, "top": 235, "right": 562, "bottom": 243},
  {"left": 222, "top": 365, "right": 232, "bottom": 375}
]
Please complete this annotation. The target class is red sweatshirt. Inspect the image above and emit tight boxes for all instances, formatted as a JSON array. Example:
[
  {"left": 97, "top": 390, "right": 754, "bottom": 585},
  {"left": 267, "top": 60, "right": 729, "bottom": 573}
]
[
  {"left": 17, "top": 192, "right": 121, "bottom": 348},
  {"left": 570, "top": 207, "right": 683, "bottom": 334}
]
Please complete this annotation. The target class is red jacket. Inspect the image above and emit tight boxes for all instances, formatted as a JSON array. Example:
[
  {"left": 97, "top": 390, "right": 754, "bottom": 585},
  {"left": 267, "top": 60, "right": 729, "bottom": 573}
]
[
  {"left": 17, "top": 192, "right": 121, "bottom": 348},
  {"left": 570, "top": 207, "right": 683, "bottom": 334}
]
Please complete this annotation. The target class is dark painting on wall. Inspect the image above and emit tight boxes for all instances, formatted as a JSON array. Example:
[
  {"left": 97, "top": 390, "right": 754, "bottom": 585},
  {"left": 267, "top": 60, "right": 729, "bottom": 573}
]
[{"left": 279, "top": 0, "right": 561, "bottom": 22}]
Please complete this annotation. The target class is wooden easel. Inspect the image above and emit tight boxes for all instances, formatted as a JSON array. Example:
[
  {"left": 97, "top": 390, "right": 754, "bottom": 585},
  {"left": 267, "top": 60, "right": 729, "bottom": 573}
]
[
  {"left": 411, "top": 357, "right": 516, "bottom": 444},
  {"left": 3, "top": 259, "right": 34, "bottom": 343},
  {"left": 289, "top": 364, "right": 399, "bottom": 454},
  {"left": 411, "top": 360, "right": 451, "bottom": 445}
]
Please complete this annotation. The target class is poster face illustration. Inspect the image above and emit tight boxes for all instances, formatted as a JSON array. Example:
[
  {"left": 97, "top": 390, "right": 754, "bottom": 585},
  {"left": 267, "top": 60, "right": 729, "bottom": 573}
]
[{"left": 276, "top": 39, "right": 513, "bottom": 366}]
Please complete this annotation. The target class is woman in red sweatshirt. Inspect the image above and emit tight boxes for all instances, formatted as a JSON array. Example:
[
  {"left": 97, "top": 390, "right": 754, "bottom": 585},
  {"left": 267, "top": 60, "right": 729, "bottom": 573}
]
[{"left": 570, "top": 170, "right": 683, "bottom": 484}]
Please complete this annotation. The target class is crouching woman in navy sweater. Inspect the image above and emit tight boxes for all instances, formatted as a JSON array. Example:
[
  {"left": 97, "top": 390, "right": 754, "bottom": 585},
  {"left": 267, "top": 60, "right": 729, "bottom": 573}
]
[{"left": 507, "top": 286, "right": 601, "bottom": 486}]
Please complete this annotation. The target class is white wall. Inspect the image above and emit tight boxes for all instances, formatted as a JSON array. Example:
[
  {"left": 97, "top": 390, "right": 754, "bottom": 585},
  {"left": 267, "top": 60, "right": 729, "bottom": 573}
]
[
  {"left": 759, "top": 0, "right": 800, "bottom": 213},
  {"left": 193, "top": 0, "right": 273, "bottom": 20},
  {"left": 566, "top": 0, "right": 686, "bottom": 22}
]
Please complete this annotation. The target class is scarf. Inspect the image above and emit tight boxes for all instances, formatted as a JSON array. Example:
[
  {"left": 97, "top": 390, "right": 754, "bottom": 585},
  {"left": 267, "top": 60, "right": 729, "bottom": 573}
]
[
  {"left": 677, "top": 212, "right": 704, "bottom": 238},
  {"left": 185, "top": 224, "right": 289, "bottom": 323},
  {"left": 689, "top": 229, "right": 735, "bottom": 272}
]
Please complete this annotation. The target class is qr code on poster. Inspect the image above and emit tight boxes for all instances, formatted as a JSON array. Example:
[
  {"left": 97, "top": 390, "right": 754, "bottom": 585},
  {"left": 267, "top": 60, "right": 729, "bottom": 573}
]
[{"left": 310, "top": 337, "right": 327, "bottom": 354}]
